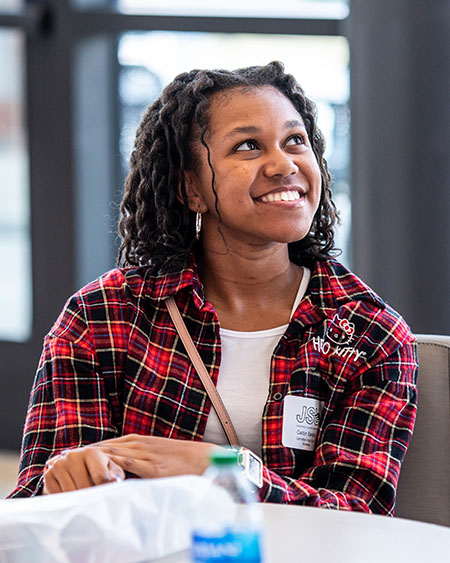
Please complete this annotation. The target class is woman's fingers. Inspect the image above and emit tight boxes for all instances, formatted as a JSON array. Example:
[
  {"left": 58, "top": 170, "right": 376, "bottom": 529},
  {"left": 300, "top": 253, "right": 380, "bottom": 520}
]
[
  {"left": 65, "top": 449, "right": 97, "bottom": 490},
  {"left": 43, "top": 447, "right": 124, "bottom": 494},
  {"left": 52, "top": 468, "right": 78, "bottom": 493},
  {"left": 84, "top": 450, "right": 125, "bottom": 485},
  {"left": 107, "top": 459, "right": 126, "bottom": 482},
  {"left": 107, "top": 439, "right": 217, "bottom": 479},
  {"left": 43, "top": 452, "right": 79, "bottom": 494},
  {"left": 93, "top": 433, "right": 143, "bottom": 446},
  {"left": 43, "top": 467, "right": 65, "bottom": 494},
  {"left": 95, "top": 443, "right": 154, "bottom": 478},
  {"left": 108, "top": 454, "right": 157, "bottom": 479},
  {"left": 96, "top": 444, "right": 150, "bottom": 460}
]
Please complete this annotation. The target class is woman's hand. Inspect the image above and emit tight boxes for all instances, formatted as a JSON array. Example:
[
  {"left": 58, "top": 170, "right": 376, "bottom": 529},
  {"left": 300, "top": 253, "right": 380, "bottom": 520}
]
[
  {"left": 93, "top": 434, "right": 218, "bottom": 479},
  {"left": 43, "top": 446, "right": 125, "bottom": 494},
  {"left": 43, "top": 435, "right": 219, "bottom": 494}
]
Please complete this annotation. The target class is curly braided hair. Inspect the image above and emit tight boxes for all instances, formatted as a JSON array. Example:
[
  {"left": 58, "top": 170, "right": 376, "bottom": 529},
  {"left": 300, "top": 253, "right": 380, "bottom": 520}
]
[{"left": 118, "top": 61, "right": 338, "bottom": 271}]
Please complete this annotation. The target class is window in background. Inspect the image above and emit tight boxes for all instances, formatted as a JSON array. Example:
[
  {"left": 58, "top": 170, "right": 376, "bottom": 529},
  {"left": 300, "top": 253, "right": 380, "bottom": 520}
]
[
  {"left": 0, "top": 29, "right": 31, "bottom": 342},
  {"left": 118, "top": 31, "right": 351, "bottom": 264},
  {"left": 118, "top": 0, "right": 348, "bottom": 18},
  {"left": 0, "top": 0, "right": 23, "bottom": 11}
]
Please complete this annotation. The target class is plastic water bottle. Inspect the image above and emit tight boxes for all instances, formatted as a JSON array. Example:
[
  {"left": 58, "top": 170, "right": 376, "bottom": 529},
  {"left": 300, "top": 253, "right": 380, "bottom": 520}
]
[{"left": 191, "top": 448, "right": 263, "bottom": 562}]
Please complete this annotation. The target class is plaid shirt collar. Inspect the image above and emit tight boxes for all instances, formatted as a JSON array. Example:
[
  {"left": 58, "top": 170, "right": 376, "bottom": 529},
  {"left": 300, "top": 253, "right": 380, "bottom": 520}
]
[
  {"left": 131, "top": 254, "right": 385, "bottom": 320},
  {"left": 139, "top": 254, "right": 207, "bottom": 310}
]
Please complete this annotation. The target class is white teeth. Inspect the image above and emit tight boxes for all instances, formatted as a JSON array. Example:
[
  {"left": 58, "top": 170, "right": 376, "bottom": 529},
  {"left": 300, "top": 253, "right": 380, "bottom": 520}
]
[{"left": 260, "top": 190, "right": 301, "bottom": 203}]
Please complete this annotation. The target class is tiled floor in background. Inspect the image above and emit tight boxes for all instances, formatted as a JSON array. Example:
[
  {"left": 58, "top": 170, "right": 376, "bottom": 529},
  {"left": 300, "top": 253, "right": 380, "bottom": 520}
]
[{"left": 0, "top": 450, "right": 19, "bottom": 498}]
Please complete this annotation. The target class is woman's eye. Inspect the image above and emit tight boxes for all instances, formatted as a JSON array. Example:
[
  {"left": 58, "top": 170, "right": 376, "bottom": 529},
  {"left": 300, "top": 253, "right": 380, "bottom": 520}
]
[
  {"left": 286, "top": 134, "right": 306, "bottom": 146},
  {"left": 235, "top": 140, "right": 258, "bottom": 152}
]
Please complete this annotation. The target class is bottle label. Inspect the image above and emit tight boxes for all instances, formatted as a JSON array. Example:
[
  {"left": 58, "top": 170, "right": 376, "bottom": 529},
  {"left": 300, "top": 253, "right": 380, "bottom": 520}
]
[{"left": 192, "top": 530, "right": 262, "bottom": 562}]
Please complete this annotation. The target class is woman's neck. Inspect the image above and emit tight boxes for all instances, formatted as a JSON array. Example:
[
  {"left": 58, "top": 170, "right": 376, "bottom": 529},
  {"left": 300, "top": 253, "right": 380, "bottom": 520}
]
[{"left": 198, "top": 243, "right": 303, "bottom": 331}]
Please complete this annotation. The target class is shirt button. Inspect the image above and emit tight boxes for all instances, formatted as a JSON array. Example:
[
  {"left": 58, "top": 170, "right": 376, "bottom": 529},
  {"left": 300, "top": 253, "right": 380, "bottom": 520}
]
[{"left": 273, "top": 392, "right": 283, "bottom": 401}]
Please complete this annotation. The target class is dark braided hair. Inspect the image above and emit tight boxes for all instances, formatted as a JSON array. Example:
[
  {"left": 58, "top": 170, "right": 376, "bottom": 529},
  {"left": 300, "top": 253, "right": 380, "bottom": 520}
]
[{"left": 118, "top": 61, "right": 338, "bottom": 271}]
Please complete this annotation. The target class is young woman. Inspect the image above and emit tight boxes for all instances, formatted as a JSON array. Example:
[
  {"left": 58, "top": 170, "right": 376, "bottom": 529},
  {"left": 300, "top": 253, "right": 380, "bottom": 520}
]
[{"left": 10, "top": 62, "right": 417, "bottom": 515}]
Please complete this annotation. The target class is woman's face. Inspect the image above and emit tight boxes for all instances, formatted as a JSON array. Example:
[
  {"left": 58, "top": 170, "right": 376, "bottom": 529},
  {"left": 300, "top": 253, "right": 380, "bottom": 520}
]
[{"left": 186, "top": 86, "right": 322, "bottom": 252}]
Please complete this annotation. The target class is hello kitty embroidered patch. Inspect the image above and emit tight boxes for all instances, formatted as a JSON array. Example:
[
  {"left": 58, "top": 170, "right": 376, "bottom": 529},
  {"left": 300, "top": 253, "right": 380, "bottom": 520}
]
[
  {"left": 326, "top": 314, "right": 355, "bottom": 345},
  {"left": 311, "top": 314, "right": 367, "bottom": 363}
]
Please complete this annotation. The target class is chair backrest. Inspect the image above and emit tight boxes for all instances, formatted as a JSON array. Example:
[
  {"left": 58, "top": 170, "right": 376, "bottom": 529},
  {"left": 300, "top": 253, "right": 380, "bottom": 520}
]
[{"left": 395, "top": 334, "right": 450, "bottom": 526}]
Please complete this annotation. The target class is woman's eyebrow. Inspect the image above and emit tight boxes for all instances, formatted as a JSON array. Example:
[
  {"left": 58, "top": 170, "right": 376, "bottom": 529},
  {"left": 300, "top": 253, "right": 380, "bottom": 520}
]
[
  {"left": 284, "top": 119, "right": 306, "bottom": 130},
  {"left": 223, "top": 126, "right": 261, "bottom": 140},
  {"left": 223, "top": 120, "right": 306, "bottom": 140}
]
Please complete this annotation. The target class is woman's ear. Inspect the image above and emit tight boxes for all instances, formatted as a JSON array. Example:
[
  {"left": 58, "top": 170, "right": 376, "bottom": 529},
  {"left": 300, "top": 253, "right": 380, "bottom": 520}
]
[{"left": 177, "top": 170, "right": 208, "bottom": 213}]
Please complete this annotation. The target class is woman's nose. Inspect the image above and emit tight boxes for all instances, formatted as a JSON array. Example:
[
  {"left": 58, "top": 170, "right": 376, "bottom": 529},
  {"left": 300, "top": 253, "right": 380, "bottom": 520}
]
[{"left": 263, "top": 148, "right": 298, "bottom": 178}]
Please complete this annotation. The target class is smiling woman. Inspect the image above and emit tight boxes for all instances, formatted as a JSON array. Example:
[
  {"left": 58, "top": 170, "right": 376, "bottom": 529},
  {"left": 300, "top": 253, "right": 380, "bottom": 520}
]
[{"left": 10, "top": 62, "right": 417, "bottom": 518}]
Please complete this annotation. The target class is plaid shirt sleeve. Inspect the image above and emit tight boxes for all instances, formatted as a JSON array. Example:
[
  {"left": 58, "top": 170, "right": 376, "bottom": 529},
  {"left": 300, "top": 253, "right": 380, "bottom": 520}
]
[
  {"left": 259, "top": 334, "right": 417, "bottom": 514},
  {"left": 9, "top": 289, "right": 125, "bottom": 498}
]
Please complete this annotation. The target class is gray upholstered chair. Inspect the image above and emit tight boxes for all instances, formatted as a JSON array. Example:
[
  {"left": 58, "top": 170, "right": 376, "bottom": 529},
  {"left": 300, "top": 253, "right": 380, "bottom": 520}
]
[{"left": 395, "top": 334, "right": 450, "bottom": 526}]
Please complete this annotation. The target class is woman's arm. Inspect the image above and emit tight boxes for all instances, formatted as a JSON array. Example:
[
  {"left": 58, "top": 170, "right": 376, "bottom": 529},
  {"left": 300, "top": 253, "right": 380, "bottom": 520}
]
[{"left": 9, "top": 313, "right": 121, "bottom": 498}]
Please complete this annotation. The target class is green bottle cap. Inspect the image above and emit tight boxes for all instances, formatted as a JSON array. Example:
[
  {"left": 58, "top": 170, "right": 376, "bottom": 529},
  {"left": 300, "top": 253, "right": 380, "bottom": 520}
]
[{"left": 209, "top": 447, "right": 239, "bottom": 465}]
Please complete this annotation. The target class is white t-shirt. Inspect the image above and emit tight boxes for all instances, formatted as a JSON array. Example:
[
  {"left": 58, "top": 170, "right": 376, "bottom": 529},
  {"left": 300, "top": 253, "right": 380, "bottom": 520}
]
[{"left": 203, "top": 267, "right": 311, "bottom": 456}]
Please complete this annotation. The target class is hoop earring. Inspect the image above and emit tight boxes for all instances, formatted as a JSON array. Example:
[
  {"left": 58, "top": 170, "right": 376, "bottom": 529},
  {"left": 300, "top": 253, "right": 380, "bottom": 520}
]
[{"left": 195, "top": 211, "right": 202, "bottom": 241}]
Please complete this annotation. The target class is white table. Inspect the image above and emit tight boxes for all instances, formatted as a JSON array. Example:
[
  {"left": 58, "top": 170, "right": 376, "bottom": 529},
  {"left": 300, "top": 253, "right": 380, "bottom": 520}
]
[
  {"left": 157, "top": 503, "right": 450, "bottom": 562},
  {"left": 3, "top": 479, "right": 449, "bottom": 562}
]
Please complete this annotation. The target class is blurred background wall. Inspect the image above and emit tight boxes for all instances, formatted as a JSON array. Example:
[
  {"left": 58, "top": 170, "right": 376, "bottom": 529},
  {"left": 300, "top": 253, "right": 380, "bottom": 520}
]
[
  {"left": 0, "top": 0, "right": 448, "bottom": 464},
  {"left": 350, "top": 0, "right": 450, "bottom": 335}
]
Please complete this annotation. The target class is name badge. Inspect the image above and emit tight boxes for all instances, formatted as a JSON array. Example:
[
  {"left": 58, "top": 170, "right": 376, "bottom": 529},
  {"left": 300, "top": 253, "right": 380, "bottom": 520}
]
[{"left": 282, "top": 395, "right": 323, "bottom": 451}]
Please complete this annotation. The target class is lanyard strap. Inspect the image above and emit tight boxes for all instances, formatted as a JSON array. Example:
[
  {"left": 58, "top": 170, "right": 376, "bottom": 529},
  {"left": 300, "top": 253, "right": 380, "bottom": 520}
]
[{"left": 165, "top": 296, "right": 240, "bottom": 447}]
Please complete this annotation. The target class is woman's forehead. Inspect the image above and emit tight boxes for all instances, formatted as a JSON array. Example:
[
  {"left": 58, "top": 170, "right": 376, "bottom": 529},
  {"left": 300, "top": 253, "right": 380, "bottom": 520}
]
[{"left": 206, "top": 85, "right": 304, "bottom": 136}]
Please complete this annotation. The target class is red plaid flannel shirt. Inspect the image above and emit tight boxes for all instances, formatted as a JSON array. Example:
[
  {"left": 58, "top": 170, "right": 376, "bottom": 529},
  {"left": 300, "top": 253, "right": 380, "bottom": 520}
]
[{"left": 10, "top": 256, "right": 417, "bottom": 514}]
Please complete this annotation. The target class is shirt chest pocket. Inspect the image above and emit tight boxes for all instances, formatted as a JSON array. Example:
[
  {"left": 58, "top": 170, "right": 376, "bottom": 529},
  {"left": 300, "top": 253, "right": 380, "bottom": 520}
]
[{"left": 288, "top": 366, "right": 329, "bottom": 404}]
